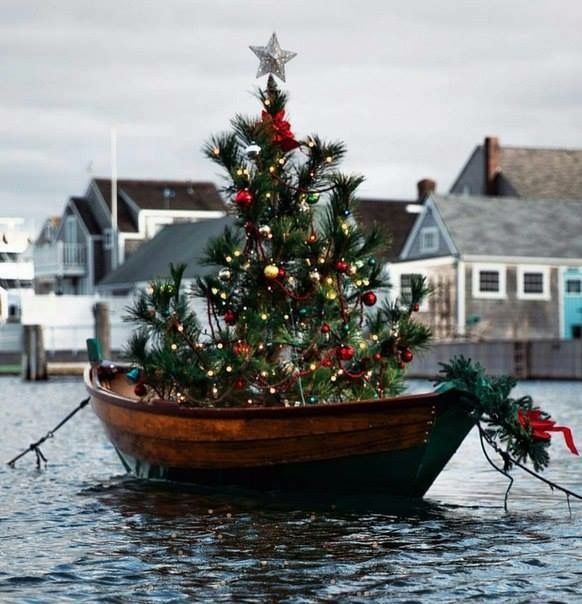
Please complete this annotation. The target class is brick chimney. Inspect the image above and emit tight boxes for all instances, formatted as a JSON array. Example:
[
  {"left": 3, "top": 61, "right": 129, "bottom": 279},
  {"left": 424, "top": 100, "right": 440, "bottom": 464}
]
[
  {"left": 484, "top": 136, "right": 500, "bottom": 195},
  {"left": 417, "top": 178, "right": 436, "bottom": 201}
]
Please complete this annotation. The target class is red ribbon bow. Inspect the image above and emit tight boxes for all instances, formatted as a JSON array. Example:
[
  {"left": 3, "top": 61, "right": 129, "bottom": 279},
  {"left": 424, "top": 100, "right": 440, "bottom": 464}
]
[
  {"left": 518, "top": 409, "right": 579, "bottom": 455},
  {"left": 262, "top": 110, "right": 300, "bottom": 152}
]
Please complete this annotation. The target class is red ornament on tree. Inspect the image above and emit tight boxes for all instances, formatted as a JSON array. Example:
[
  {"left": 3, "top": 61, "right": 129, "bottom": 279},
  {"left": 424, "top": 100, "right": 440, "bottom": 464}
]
[
  {"left": 321, "top": 357, "right": 333, "bottom": 368},
  {"left": 224, "top": 309, "right": 237, "bottom": 325},
  {"left": 337, "top": 344, "right": 355, "bottom": 361},
  {"left": 373, "top": 352, "right": 382, "bottom": 362},
  {"left": 401, "top": 348, "right": 414, "bottom": 363},
  {"left": 320, "top": 323, "right": 330, "bottom": 334},
  {"left": 361, "top": 291, "right": 377, "bottom": 307},
  {"left": 278, "top": 267, "right": 286, "bottom": 279},
  {"left": 233, "top": 377, "right": 246, "bottom": 390},
  {"left": 412, "top": 303, "right": 420, "bottom": 312},
  {"left": 335, "top": 260, "right": 349, "bottom": 273},
  {"left": 134, "top": 383, "right": 147, "bottom": 397},
  {"left": 235, "top": 189, "right": 253, "bottom": 208}
]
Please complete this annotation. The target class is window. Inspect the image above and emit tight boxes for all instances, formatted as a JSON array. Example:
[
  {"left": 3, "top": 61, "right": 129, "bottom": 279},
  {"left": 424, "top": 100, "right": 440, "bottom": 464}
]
[
  {"left": 523, "top": 273, "right": 543, "bottom": 294},
  {"left": 472, "top": 264, "right": 506, "bottom": 299},
  {"left": 566, "top": 279, "right": 582, "bottom": 294},
  {"left": 479, "top": 271, "right": 499, "bottom": 292},
  {"left": 517, "top": 266, "right": 550, "bottom": 300},
  {"left": 103, "top": 228, "right": 114, "bottom": 250},
  {"left": 64, "top": 215, "right": 77, "bottom": 243},
  {"left": 419, "top": 227, "right": 439, "bottom": 254}
]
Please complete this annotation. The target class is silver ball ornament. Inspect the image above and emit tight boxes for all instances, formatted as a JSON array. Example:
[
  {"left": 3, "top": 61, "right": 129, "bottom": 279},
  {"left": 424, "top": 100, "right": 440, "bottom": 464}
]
[
  {"left": 244, "top": 142, "right": 262, "bottom": 159},
  {"left": 218, "top": 268, "right": 232, "bottom": 282}
]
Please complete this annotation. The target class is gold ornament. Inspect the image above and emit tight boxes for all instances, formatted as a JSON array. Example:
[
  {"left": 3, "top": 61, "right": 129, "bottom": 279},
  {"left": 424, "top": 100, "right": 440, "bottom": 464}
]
[{"left": 264, "top": 264, "right": 279, "bottom": 279}]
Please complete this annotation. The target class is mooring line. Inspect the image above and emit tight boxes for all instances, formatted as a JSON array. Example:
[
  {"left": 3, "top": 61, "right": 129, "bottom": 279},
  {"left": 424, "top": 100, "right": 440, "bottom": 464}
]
[{"left": 7, "top": 397, "right": 91, "bottom": 469}]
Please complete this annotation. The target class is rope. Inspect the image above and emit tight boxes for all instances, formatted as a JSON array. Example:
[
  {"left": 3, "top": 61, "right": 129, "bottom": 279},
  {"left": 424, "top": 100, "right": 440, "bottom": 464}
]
[{"left": 7, "top": 397, "right": 90, "bottom": 469}]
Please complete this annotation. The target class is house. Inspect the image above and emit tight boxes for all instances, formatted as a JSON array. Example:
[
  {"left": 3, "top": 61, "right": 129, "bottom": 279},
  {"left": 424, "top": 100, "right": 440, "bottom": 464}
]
[
  {"left": 450, "top": 136, "right": 582, "bottom": 199},
  {"left": 392, "top": 194, "right": 582, "bottom": 340},
  {"left": 33, "top": 178, "right": 227, "bottom": 295},
  {"left": 96, "top": 216, "right": 234, "bottom": 296},
  {"left": 96, "top": 179, "right": 433, "bottom": 296}
]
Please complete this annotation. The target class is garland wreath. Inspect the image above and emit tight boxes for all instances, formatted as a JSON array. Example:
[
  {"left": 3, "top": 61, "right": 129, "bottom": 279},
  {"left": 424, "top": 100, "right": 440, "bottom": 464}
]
[{"left": 436, "top": 356, "right": 580, "bottom": 510}]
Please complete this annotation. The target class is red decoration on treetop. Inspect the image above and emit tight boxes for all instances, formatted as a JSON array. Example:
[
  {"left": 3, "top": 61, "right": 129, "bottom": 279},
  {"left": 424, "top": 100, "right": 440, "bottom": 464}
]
[{"left": 262, "top": 110, "right": 299, "bottom": 152}]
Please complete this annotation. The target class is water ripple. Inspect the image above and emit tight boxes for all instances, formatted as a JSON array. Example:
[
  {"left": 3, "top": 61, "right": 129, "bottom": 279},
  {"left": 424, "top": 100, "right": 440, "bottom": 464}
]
[{"left": 0, "top": 377, "right": 580, "bottom": 603}]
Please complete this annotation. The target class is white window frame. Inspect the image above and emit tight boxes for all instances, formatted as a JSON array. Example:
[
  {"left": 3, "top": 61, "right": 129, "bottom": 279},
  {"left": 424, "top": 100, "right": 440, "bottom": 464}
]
[
  {"left": 419, "top": 226, "right": 439, "bottom": 254},
  {"left": 517, "top": 266, "right": 550, "bottom": 301},
  {"left": 472, "top": 263, "right": 506, "bottom": 299}
]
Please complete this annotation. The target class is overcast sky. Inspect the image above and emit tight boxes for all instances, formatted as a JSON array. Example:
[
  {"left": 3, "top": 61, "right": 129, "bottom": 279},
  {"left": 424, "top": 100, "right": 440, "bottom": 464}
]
[{"left": 2, "top": 1, "right": 581, "bottom": 230}]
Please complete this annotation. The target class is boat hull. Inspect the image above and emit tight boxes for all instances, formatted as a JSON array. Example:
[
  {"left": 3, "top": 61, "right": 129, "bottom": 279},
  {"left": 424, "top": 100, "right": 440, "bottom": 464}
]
[{"left": 85, "top": 366, "right": 474, "bottom": 497}]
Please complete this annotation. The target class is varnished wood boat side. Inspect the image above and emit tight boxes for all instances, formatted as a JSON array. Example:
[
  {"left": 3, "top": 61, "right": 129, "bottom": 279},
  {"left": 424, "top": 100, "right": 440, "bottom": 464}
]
[{"left": 85, "top": 366, "right": 462, "bottom": 470}]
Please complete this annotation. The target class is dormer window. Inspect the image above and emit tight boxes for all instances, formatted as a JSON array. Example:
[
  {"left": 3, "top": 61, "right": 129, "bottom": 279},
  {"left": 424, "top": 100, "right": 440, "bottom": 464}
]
[{"left": 419, "top": 227, "right": 439, "bottom": 254}]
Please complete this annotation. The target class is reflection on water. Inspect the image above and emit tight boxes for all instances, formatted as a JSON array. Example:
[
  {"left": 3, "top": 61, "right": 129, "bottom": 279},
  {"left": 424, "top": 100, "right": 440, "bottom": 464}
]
[{"left": 0, "top": 377, "right": 581, "bottom": 602}]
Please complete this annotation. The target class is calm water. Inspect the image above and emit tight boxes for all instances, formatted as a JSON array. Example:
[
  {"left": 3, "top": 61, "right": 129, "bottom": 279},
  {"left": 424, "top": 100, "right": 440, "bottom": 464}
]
[{"left": 1, "top": 377, "right": 581, "bottom": 603}]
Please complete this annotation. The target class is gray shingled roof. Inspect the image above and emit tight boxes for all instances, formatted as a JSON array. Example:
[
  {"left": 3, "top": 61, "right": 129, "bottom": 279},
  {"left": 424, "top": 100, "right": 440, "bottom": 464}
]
[
  {"left": 500, "top": 147, "right": 582, "bottom": 200},
  {"left": 433, "top": 194, "right": 582, "bottom": 258},
  {"left": 98, "top": 216, "right": 236, "bottom": 287}
]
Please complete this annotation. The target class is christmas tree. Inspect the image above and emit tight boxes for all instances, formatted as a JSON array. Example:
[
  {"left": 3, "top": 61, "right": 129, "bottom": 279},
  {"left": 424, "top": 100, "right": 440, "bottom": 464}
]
[{"left": 124, "top": 34, "right": 431, "bottom": 407}]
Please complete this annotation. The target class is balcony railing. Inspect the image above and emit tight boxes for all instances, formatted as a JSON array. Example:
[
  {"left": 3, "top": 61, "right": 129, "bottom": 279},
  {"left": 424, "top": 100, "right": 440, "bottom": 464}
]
[{"left": 34, "top": 242, "right": 87, "bottom": 278}]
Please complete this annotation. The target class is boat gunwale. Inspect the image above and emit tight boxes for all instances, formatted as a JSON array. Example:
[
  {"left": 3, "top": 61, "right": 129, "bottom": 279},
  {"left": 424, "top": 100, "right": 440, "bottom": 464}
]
[{"left": 85, "top": 365, "right": 454, "bottom": 420}]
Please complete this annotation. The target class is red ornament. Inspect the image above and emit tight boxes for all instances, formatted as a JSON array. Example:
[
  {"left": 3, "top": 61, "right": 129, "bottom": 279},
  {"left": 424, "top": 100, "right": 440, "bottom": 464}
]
[
  {"left": 361, "top": 291, "right": 377, "bottom": 307},
  {"left": 401, "top": 348, "right": 414, "bottom": 363},
  {"left": 335, "top": 260, "right": 349, "bottom": 273},
  {"left": 412, "top": 303, "right": 420, "bottom": 312},
  {"left": 278, "top": 267, "right": 286, "bottom": 279},
  {"left": 321, "top": 357, "right": 333, "bottom": 368},
  {"left": 235, "top": 189, "right": 253, "bottom": 208},
  {"left": 373, "top": 352, "right": 382, "bottom": 362},
  {"left": 224, "top": 309, "right": 237, "bottom": 326},
  {"left": 233, "top": 377, "right": 246, "bottom": 390},
  {"left": 134, "top": 383, "right": 147, "bottom": 397},
  {"left": 320, "top": 323, "right": 330, "bottom": 334},
  {"left": 307, "top": 232, "right": 317, "bottom": 244},
  {"left": 337, "top": 345, "right": 355, "bottom": 361}
]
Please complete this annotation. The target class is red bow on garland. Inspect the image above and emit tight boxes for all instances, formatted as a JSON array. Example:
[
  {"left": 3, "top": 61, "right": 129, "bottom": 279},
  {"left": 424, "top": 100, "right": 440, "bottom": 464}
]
[
  {"left": 518, "top": 409, "right": 579, "bottom": 455},
  {"left": 262, "top": 110, "right": 300, "bottom": 152}
]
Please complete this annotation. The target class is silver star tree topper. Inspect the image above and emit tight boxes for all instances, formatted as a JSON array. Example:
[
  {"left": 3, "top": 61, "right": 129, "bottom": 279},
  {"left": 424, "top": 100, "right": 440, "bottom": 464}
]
[{"left": 250, "top": 33, "right": 297, "bottom": 82}]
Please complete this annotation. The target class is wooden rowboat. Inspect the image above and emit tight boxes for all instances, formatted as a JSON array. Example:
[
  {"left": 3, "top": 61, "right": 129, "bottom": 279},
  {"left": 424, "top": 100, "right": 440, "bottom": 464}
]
[{"left": 85, "top": 365, "right": 474, "bottom": 497}]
